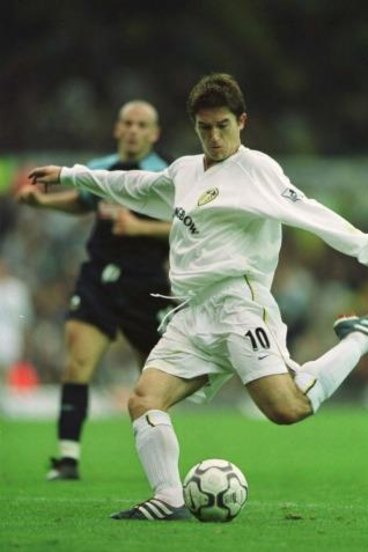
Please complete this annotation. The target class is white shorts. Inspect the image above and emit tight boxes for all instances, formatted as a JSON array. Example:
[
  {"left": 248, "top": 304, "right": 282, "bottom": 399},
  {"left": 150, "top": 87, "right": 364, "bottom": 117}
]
[{"left": 144, "top": 277, "right": 297, "bottom": 403}]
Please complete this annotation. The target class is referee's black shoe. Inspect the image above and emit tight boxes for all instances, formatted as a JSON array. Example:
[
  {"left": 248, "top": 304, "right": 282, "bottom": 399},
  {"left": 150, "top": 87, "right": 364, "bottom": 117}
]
[{"left": 46, "top": 457, "right": 80, "bottom": 481}]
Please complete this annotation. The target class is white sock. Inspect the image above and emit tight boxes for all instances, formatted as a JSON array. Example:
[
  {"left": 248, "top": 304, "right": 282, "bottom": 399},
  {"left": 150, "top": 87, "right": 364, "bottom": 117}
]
[
  {"left": 133, "top": 409, "right": 184, "bottom": 507},
  {"left": 60, "top": 440, "right": 80, "bottom": 460},
  {"left": 295, "top": 333, "right": 368, "bottom": 413}
]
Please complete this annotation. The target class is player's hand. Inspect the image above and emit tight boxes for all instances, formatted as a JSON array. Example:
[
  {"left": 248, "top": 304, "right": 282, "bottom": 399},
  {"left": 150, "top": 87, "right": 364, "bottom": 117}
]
[
  {"left": 99, "top": 202, "right": 144, "bottom": 236},
  {"left": 28, "top": 165, "right": 62, "bottom": 186},
  {"left": 111, "top": 209, "right": 142, "bottom": 236},
  {"left": 15, "top": 184, "right": 46, "bottom": 207},
  {"left": 111, "top": 208, "right": 143, "bottom": 236}
]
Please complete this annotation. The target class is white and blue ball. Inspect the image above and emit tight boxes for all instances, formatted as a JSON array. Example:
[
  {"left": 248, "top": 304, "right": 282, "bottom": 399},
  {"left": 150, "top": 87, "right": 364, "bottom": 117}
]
[{"left": 183, "top": 458, "right": 248, "bottom": 522}]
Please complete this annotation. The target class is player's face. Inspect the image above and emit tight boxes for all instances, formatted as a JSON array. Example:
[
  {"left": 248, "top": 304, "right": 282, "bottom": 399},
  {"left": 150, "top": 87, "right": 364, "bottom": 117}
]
[
  {"left": 114, "top": 104, "right": 160, "bottom": 160},
  {"left": 195, "top": 107, "right": 247, "bottom": 168}
]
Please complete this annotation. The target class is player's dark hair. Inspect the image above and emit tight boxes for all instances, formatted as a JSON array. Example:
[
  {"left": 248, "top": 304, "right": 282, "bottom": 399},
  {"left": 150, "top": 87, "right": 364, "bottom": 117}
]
[{"left": 187, "top": 73, "right": 246, "bottom": 121}]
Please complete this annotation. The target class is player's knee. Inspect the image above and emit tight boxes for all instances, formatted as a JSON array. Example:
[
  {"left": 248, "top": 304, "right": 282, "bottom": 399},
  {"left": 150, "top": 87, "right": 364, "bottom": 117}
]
[
  {"left": 265, "top": 403, "right": 310, "bottom": 425},
  {"left": 268, "top": 410, "right": 300, "bottom": 425},
  {"left": 128, "top": 384, "right": 167, "bottom": 419},
  {"left": 128, "top": 389, "right": 152, "bottom": 420}
]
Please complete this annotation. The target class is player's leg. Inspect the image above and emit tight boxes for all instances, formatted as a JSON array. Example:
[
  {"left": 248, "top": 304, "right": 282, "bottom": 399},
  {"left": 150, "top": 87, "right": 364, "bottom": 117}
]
[
  {"left": 245, "top": 315, "right": 368, "bottom": 422},
  {"left": 293, "top": 315, "right": 368, "bottom": 413},
  {"left": 223, "top": 289, "right": 368, "bottom": 423},
  {"left": 48, "top": 320, "right": 110, "bottom": 480},
  {"left": 228, "top": 329, "right": 312, "bottom": 424},
  {"left": 111, "top": 367, "right": 207, "bottom": 520},
  {"left": 246, "top": 373, "right": 312, "bottom": 424}
]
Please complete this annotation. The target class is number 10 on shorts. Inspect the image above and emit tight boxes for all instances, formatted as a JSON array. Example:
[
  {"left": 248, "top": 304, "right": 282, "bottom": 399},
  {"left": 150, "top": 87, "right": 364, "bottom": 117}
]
[{"left": 245, "top": 327, "right": 271, "bottom": 351}]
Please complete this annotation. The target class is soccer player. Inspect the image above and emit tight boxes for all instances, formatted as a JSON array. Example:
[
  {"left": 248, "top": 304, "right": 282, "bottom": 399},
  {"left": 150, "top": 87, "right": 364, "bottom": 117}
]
[
  {"left": 29, "top": 74, "right": 368, "bottom": 520},
  {"left": 17, "top": 100, "right": 172, "bottom": 480}
]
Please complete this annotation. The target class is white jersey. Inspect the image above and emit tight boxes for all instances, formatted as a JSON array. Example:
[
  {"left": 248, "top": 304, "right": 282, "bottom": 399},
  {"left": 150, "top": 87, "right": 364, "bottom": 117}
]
[{"left": 61, "top": 145, "right": 368, "bottom": 298}]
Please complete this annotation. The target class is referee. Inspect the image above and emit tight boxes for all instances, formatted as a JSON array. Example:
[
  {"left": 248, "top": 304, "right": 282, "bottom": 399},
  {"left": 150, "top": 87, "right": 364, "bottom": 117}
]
[{"left": 17, "top": 100, "right": 173, "bottom": 480}]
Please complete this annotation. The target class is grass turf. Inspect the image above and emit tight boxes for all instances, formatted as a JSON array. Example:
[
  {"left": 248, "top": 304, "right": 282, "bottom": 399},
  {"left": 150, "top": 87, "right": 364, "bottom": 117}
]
[{"left": 1, "top": 406, "right": 368, "bottom": 551}]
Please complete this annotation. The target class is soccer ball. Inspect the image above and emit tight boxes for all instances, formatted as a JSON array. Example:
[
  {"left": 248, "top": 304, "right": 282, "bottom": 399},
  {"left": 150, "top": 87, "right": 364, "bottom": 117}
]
[{"left": 183, "top": 458, "right": 248, "bottom": 522}]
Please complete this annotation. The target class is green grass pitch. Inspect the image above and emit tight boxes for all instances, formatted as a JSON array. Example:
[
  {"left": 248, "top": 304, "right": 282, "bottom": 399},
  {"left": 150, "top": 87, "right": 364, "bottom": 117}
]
[{"left": 1, "top": 406, "right": 368, "bottom": 551}]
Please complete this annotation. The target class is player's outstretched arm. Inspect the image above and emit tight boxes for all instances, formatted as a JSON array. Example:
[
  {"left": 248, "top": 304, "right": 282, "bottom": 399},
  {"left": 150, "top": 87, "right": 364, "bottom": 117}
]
[
  {"left": 28, "top": 165, "right": 62, "bottom": 186},
  {"left": 16, "top": 184, "right": 89, "bottom": 214}
]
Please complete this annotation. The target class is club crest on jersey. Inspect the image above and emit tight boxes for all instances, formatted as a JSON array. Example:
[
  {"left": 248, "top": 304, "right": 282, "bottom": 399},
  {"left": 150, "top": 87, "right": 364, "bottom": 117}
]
[
  {"left": 281, "top": 187, "right": 304, "bottom": 202},
  {"left": 197, "top": 187, "right": 219, "bottom": 206}
]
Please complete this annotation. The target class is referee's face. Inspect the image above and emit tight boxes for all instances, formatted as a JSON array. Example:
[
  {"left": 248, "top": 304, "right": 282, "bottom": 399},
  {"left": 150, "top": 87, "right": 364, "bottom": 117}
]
[
  {"left": 114, "top": 103, "right": 160, "bottom": 160},
  {"left": 195, "top": 107, "right": 247, "bottom": 168}
]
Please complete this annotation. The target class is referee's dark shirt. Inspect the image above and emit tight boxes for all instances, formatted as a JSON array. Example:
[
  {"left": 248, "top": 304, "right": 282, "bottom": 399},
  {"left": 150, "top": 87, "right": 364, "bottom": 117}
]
[{"left": 79, "top": 152, "right": 170, "bottom": 275}]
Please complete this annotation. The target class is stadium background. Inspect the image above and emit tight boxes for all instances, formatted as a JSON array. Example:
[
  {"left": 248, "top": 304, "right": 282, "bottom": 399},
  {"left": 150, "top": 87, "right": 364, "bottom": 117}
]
[{"left": 1, "top": 0, "right": 368, "bottom": 416}]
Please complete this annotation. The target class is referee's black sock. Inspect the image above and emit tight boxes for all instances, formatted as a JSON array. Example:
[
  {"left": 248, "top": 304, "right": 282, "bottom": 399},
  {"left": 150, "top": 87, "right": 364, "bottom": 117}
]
[{"left": 57, "top": 383, "right": 88, "bottom": 460}]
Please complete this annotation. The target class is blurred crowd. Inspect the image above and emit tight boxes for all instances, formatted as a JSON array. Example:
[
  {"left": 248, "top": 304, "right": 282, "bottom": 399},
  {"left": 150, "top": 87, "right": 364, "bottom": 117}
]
[
  {"left": 0, "top": 183, "right": 91, "bottom": 385},
  {"left": 1, "top": 158, "right": 368, "bottom": 404},
  {"left": 2, "top": 3, "right": 368, "bottom": 158}
]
